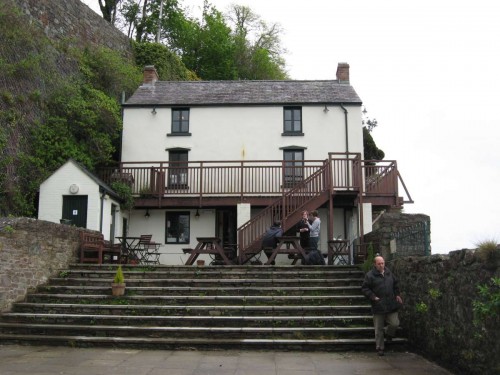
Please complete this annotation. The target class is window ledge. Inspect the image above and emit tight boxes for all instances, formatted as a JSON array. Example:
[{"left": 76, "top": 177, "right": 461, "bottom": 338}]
[
  {"left": 167, "top": 133, "right": 192, "bottom": 137},
  {"left": 282, "top": 132, "right": 304, "bottom": 136}
]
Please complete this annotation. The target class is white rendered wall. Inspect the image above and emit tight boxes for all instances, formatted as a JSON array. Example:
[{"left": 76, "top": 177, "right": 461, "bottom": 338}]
[
  {"left": 39, "top": 162, "right": 101, "bottom": 230},
  {"left": 38, "top": 160, "right": 124, "bottom": 240},
  {"left": 127, "top": 208, "right": 216, "bottom": 265},
  {"left": 122, "top": 104, "right": 363, "bottom": 162}
]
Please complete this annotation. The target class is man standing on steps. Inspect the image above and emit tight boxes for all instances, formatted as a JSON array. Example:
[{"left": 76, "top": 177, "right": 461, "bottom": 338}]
[{"left": 361, "top": 255, "right": 403, "bottom": 356}]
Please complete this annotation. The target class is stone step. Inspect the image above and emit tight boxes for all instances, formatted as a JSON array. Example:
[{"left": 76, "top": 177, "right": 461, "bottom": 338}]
[
  {"left": 0, "top": 264, "right": 400, "bottom": 352},
  {"left": 26, "top": 293, "right": 367, "bottom": 306},
  {"left": 0, "top": 333, "right": 407, "bottom": 351},
  {"left": 70, "top": 264, "right": 364, "bottom": 276},
  {"left": 64, "top": 270, "right": 365, "bottom": 280},
  {"left": 11, "top": 302, "right": 371, "bottom": 316},
  {"left": 34, "top": 285, "right": 362, "bottom": 296},
  {"left": 0, "top": 322, "right": 376, "bottom": 340},
  {"left": 0, "top": 312, "right": 373, "bottom": 327},
  {"left": 48, "top": 277, "right": 364, "bottom": 287}
]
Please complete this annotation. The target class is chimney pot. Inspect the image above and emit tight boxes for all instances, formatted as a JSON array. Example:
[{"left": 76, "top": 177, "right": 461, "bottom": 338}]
[
  {"left": 336, "top": 62, "right": 350, "bottom": 83},
  {"left": 143, "top": 65, "right": 159, "bottom": 85}
]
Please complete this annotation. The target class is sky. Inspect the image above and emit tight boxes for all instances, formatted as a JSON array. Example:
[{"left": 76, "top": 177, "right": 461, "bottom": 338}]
[{"left": 82, "top": 0, "right": 500, "bottom": 254}]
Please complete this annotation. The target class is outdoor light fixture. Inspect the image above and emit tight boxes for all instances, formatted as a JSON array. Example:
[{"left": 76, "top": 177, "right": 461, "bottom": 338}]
[
  {"left": 151, "top": 107, "right": 157, "bottom": 115},
  {"left": 323, "top": 105, "right": 329, "bottom": 113},
  {"left": 145, "top": 209, "right": 150, "bottom": 218},
  {"left": 195, "top": 208, "right": 200, "bottom": 218}
]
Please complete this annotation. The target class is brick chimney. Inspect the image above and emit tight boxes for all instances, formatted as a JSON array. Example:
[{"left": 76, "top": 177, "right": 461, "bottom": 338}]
[
  {"left": 336, "top": 62, "right": 350, "bottom": 83},
  {"left": 143, "top": 65, "right": 159, "bottom": 85}
]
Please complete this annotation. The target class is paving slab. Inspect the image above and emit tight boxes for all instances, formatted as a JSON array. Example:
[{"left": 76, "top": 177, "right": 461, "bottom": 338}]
[{"left": 0, "top": 345, "right": 454, "bottom": 375}]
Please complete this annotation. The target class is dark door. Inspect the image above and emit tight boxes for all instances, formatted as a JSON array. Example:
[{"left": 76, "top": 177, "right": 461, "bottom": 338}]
[
  {"left": 216, "top": 209, "right": 237, "bottom": 247},
  {"left": 216, "top": 208, "right": 237, "bottom": 261},
  {"left": 62, "top": 195, "right": 88, "bottom": 228}
]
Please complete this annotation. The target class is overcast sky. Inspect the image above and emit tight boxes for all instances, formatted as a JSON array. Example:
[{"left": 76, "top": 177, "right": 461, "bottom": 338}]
[{"left": 82, "top": 0, "right": 500, "bottom": 254}]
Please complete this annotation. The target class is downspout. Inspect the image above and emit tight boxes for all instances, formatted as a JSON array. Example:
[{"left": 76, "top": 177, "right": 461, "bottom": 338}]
[
  {"left": 99, "top": 189, "right": 105, "bottom": 233},
  {"left": 339, "top": 103, "right": 349, "bottom": 153}
]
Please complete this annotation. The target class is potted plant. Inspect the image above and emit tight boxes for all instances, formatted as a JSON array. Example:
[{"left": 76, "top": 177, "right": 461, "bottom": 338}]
[{"left": 111, "top": 265, "right": 126, "bottom": 296}]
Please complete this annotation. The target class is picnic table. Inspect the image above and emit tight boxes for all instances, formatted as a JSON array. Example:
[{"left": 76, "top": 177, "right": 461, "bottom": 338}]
[
  {"left": 265, "top": 236, "right": 307, "bottom": 265},
  {"left": 184, "top": 237, "right": 234, "bottom": 265}
]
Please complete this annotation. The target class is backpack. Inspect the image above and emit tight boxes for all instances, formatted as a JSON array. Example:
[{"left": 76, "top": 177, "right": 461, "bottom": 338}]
[{"left": 303, "top": 250, "right": 325, "bottom": 265}]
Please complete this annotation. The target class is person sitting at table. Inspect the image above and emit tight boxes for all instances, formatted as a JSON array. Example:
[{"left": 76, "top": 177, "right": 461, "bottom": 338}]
[{"left": 261, "top": 220, "right": 283, "bottom": 264}]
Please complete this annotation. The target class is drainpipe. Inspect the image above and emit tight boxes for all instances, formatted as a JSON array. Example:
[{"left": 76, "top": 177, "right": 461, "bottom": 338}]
[
  {"left": 339, "top": 103, "right": 349, "bottom": 153},
  {"left": 99, "top": 189, "right": 105, "bottom": 233}
]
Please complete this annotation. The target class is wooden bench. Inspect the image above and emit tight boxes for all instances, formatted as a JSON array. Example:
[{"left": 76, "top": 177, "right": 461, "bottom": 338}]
[
  {"left": 79, "top": 231, "right": 104, "bottom": 264},
  {"left": 103, "top": 241, "right": 122, "bottom": 263}
]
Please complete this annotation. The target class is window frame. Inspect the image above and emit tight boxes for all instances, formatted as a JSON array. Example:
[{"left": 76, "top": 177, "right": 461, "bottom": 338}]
[
  {"left": 165, "top": 211, "right": 190, "bottom": 244},
  {"left": 283, "top": 149, "right": 305, "bottom": 187},
  {"left": 168, "top": 150, "right": 189, "bottom": 188},
  {"left": 170, "top": 108, "right": 191, "bottom": 135},
  {"left": 283, "top": 106, "right": 303, "bottom": 135}
]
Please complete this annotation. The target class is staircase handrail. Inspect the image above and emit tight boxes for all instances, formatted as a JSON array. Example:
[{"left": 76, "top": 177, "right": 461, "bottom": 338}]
[{"left": 237, "top": 160, "right": 331, "bottom": 263}]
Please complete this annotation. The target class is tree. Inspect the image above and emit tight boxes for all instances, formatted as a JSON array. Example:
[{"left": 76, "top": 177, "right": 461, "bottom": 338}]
[
  {"left": 99, "top": 0, "right": 121, "bottom": 24},
  {"left": 117, "top": 1, "right": 287, "bottom": 80},
  {"left": 362, "top": 107, "right": 385, "bottom": 160},
  {"left": 227, "top": 4, "right": 287, "bottom": 80}
]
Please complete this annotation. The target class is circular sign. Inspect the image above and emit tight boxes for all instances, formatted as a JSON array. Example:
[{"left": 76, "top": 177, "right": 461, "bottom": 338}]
[{"left": 69, "top": 184, "right": 79, "bottom": 194}]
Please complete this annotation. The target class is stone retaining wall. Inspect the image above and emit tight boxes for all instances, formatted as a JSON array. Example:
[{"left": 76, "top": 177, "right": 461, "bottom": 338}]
[
  {"left": 365, "top": 211, "right": 430, "bottom": 259},
  {"left": 13, "top": 0, "right": 132, "bottom": 56},
  {"left": 0, "top": 218, "right": 81, "bottom": 312},
  {"left": 390, "top": 248, "right": 500, "bottom": 375}
]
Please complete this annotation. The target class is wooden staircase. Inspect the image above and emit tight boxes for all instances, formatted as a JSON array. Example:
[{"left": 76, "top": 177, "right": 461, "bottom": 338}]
[
  {"left": 238, "top": 161, "right": 331, "bottom": 264},
  {"left": 0, "top": 264, "right": 407, "bottom": 351}
]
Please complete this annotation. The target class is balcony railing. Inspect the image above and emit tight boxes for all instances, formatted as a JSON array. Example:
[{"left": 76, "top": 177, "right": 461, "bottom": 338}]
[{"left": 99, "top": 154, "right": 411, "bottom": 204}]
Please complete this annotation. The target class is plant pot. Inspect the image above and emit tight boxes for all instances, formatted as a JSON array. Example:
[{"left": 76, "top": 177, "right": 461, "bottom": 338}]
[
  {"left": 111, "top": 282, "right": 126, "bottom": 296},
  {"left": 196, "top": 259, "right": 205, "bottom": 267}
]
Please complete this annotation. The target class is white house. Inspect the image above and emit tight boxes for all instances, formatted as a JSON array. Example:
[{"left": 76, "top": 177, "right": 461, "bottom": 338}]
[
  {"left": 38, "top": 159, "right": 125, "bottom": 242},
  {"left": 96, "top": 62, "right": 411, "bottom": 265}
]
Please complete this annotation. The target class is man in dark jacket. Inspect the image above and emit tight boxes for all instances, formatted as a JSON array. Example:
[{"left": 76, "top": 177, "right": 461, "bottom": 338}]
[
  {"left": 261, "top": 220, "right": 283, "bottom": 264},
  {"left": 361, "top": 255, "right": 403, "bottom": 356}
]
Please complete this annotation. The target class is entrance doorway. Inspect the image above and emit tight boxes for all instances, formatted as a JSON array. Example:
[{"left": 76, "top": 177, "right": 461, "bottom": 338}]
[{"left": 62, "top": 195, "right": 88, "bottom": 228}]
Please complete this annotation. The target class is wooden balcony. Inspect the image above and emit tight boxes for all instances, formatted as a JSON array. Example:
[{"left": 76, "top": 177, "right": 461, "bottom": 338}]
[{"left": 99, "top": 153, "right": 412, "bottom": 208}]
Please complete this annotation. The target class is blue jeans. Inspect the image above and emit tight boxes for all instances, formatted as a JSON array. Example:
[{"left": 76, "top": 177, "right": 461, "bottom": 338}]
[{"left": 309, "top": 236, "right": 319, "bottom": 251}]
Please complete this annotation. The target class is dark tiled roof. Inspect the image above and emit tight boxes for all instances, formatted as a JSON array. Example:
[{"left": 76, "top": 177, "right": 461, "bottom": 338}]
[{"left": 124, "top": 80, "right": 362, "bottom": 106}]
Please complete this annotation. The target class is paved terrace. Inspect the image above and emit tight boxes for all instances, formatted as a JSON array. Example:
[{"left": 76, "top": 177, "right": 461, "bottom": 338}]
[{"left": 0, "top": 345, "right": 453, "bottom": 375}]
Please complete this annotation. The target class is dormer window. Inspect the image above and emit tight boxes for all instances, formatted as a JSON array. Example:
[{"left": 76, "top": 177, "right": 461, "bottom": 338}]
[
  {"left": 283, "top": 107, "right": 303, "bottom": 135},
  {"left": 171, "top": 108, "right": 190, "bottom": 135}
]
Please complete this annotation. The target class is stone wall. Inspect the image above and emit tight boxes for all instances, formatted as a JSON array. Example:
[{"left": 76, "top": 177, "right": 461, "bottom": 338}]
[
  {"left": 365, "top": 211, "right": 431, "bottom": 259},
  {"left": 0, "top": 217, "right": 82, "bottom": 312},
  {"left": 390, "top": 248, "right": 500, "bottom": 375},
  {"left": 13, "top": 0, "right": 132, "bottom": 56}
]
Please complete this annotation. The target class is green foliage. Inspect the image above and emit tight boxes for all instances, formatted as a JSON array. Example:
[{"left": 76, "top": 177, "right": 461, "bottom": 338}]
[
  {"left": 133, "top": 41, "right": 195, "bottom": 81},
  {"left": 1, "top": 225, "right": 14, "bottom": 234},
  {"left": 416, "top": 301, "right": 428, "bottom": 314},
  {"left": 473, "top": 277, "right": 500, "bottom": 325},
  {"left": 429, "top": 288, "right": 442, "bottom": 299},
  {"left": 110, "top": 181, "right": 135, "bottom": 211},
  {"left": 361, "top": 242, "right": 375, "bottom": 273},
  {"left": 113, "top": 265, "right": 125, "bottom": 284},
  {"left": 58, "top": 270, "right": 69, "bottom": 278},
  {"left": 78, "top": 46, "right": 142, "bottom": 100},
  {"left": 363, "top": 127, "right": 385, "bottom": 160},
  {"left": 31, "top": 81, "right": 121, "bottom": 172}
]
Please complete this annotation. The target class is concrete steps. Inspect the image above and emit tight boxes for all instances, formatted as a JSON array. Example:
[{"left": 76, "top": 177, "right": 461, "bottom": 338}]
[{"left": 0, "top": 264, "right": 407, "bottom": 351}]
